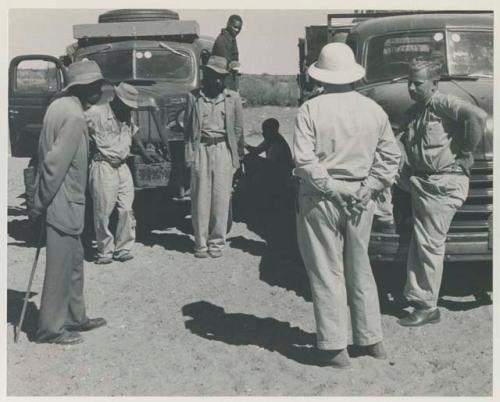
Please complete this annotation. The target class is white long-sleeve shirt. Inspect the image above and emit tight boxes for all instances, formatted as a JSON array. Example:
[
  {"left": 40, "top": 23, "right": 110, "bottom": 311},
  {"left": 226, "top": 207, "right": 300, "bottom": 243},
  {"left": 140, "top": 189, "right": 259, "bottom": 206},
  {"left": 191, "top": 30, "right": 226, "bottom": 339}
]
[{"left": 293, "top": 90, "right": 401, "bottom": 194}]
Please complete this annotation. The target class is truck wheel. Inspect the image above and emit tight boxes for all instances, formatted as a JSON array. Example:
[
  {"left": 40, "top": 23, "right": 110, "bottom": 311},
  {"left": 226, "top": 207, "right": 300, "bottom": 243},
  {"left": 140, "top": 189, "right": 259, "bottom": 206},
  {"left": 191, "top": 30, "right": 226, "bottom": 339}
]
[{"left": 98, "top": 9, "right": 179, "bottom": 23}]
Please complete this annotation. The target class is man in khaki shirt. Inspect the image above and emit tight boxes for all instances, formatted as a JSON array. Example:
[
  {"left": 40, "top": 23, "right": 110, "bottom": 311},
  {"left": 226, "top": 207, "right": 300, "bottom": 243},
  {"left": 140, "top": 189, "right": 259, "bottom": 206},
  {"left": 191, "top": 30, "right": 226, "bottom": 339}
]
[
  {"left": 86, "top": 83, "right": 156, "bottom": 264},
  {"left": 397, "top": 58, "right": 487, "bottom": 327},
  {"left": 293, "top": 43, "right": 400, "bottom": 368},
  {"left": 183, "top": 55, "right": 244, "bottom": 258}
]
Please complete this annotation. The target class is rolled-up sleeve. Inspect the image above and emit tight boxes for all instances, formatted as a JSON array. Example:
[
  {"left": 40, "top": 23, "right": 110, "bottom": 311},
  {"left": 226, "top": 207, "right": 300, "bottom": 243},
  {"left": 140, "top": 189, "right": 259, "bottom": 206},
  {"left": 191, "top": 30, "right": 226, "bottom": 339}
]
[
  {"left": 434, "top": 94, "right": 487, "bottom": 155},
  {"left": 365, "top": 116, "right": 401, "bottom": 191}
]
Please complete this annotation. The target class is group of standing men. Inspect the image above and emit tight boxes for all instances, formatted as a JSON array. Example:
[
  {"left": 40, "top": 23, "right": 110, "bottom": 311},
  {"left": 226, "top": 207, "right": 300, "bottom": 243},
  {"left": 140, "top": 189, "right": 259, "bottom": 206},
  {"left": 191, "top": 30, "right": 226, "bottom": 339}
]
[
  {"left": 29, "top": 13, "right": 487, "bottom": 372},
  {"left": 295, "top": 43, "right": 487, "bottom": 368}
]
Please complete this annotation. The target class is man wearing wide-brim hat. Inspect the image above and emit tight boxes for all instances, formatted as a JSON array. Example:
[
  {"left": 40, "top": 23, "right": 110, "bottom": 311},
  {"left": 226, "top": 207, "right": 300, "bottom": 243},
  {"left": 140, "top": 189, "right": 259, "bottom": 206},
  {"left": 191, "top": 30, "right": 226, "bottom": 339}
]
[
  {"left": 183, "top": 55, "right": 244, "bottom": 258},
  {"left": 86, "top": 82, "right": 159, "bottom": 265},
  {"left": 293, "top": 43, "right": 401, "bottom": 367},
  {"left": 32, "top": 60, "right": 108, "bottom": 345}
]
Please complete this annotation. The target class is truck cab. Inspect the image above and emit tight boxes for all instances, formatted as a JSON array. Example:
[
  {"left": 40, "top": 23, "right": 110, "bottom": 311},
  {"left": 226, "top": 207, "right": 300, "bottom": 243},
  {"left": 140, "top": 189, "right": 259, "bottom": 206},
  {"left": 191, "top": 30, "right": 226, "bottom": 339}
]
[
  {"left": 299, "top": 11, "right": 493, "bottom": 261},
  {"left": 9, "top": 9, "right": 214, "bottom": 199}
]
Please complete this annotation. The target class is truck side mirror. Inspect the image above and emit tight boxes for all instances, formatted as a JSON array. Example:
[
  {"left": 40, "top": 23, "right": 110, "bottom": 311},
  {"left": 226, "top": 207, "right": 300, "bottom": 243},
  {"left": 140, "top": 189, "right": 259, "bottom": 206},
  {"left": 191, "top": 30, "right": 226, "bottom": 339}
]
[{"left": 200, "top": 49, "right": 211, "bottom": 66}]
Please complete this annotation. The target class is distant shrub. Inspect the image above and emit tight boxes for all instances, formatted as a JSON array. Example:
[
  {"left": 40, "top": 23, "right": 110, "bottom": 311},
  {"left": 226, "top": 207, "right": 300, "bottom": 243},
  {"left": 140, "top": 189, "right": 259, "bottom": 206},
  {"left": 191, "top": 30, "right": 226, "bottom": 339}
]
[{"left": 239, "top": 74, "right": 299, "bottom": 107}]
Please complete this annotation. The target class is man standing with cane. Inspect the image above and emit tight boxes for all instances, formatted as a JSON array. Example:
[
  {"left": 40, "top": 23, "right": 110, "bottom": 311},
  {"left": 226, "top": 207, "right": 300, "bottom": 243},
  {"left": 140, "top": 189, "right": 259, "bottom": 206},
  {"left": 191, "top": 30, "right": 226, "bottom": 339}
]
[
  {"left": 29, "top": 60, "right": 108, "bottom": 345},
  {"left": 293, "top": 43, "right": 401, "bottom": 368}
]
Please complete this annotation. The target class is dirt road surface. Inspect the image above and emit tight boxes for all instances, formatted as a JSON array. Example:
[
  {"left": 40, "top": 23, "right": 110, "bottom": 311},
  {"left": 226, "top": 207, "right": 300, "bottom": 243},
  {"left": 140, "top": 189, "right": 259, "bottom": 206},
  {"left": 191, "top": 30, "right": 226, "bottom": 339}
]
[{"left": 7, "top": 107, "right": 492, "bottom": 396}]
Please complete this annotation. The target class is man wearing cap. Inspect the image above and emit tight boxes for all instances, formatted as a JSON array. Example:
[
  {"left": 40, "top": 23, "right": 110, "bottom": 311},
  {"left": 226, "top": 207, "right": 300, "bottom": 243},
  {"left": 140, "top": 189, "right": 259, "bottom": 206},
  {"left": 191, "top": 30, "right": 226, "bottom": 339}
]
[
  {"left": 397, "top": 58, "right": 487, "bottom": 327},
  {"left": 293, "top": 43, "right": 401, "bottom": 368},
  {"left": 212, "top": 15, "right": 243, "bottom": 91},
  {"left": 86, "top": 82, "right": 155, "bottom": 264},
  {"left": 31, "top": 60, "right": 108, "bottom": 345},
  {"left": 184, "top": 55, "right": 244, "bottom": 258}
]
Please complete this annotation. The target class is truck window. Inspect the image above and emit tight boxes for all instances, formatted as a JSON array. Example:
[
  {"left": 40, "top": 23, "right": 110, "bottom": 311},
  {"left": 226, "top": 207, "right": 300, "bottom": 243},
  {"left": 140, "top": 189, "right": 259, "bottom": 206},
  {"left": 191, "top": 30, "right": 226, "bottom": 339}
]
[
  {"left": 85, "top": 48, "right": 193, "bottom": 82},
  {"left": 86, "top": 50, "right": 134, "bottom": 82},
  {"left": 365, "top": 32, "right": 446, "bottom": 82},
  {"left": 447, "top": 31, "right": 493, "bottom": 76},
  {"left": 15, "top": 59, "right": 60, "bottom": 92},
  {"left": 135, "top": 49, "right": 192, "bottom": 80}
]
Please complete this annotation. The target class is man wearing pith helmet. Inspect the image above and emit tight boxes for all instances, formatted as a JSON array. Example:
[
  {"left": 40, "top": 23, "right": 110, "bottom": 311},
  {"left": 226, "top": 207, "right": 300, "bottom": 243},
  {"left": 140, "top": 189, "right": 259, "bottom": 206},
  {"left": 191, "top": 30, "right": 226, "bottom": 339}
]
[
  {"left": 86, "top": 82, "right": 155, "bottom": 265},
  {"left": 293, "top": 43, "right": 401, "bottom": 368},
  {"left": 183, "top": 55, "right": 244, "bottom": 258},
  {"left": 31, "top": 60, "right": 108, "bottom": 345}
]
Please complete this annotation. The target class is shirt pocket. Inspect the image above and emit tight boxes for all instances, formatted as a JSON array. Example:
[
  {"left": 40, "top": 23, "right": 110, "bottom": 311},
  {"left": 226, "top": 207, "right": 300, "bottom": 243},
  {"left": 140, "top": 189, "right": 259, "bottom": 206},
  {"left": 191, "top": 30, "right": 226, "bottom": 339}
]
[{"left": 423, "top": 118, "right": 447, "bottom": 149}]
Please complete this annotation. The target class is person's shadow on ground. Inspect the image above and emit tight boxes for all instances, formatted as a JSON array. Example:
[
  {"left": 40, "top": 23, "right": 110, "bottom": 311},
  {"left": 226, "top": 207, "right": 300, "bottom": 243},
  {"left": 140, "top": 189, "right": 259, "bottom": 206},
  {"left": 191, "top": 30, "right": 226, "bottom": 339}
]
[
  {"left": 182, "top": 300, "right": 326, "bottom": 366},
  {"left": 372, "top": 261, "right": 492, "bottom": 318},
  {"left": 7, "top": 289, "right": 39, "bottom": 342}
]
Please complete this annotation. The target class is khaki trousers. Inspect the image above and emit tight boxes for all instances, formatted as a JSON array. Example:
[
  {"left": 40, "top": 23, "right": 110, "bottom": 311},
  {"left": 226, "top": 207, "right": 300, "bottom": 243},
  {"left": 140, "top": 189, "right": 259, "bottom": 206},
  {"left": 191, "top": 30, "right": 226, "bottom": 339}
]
[
  {"left": 297, "top": 182, "right": 383, "bottom": 350},
  {"left": 191, "top": 142, "right": 233, "bottom": 252},
  {"left": 36, "top": 224, "right": 87, "bottom": 342},
  {"left": 89, "top": 160, "right": 135, "bottom": 259},
  {"left": 404, "top": 174, "right": 469, "bottom": 308}
]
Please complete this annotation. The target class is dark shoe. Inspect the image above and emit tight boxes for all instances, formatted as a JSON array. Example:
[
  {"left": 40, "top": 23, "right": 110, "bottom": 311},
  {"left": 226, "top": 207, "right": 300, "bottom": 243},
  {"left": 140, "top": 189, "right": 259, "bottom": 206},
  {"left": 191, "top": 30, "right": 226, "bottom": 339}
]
[
  {"left": 372, "top": 219, "right": 397, "bottom": 234},
  {"left": 194, "top": 250, "right": 209, "bottom": 258},
  {"left": 318, "top": 349, "right": 351, "bottom": 369},
  {"left": 398, "top": 308, "right": 441, "bottom": 327},
  {"left": 67, "top": 317, "right": 107, "bottom": 332},
  {"left": 95, "top": 256, "right": 113, "bottom": 265},
  {"left": 361, "top": 341, "right": 387, "bottom": 360},
  {"left": 113, "top": 252, "right": 134, "bottom": 262},
  {"left": 208, "top": 249, "right": 223, "bottom": 258},
  {"left": 36, "top": 331, "right": 83, "bottom": 345}
]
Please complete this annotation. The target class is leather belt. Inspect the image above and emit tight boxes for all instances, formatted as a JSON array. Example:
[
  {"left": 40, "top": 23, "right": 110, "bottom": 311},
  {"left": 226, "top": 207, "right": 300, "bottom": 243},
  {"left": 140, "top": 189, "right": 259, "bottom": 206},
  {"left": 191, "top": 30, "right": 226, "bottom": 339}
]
[
  {"left": 200, "top": 136, "right": 227, "bottom": 146},
  {"left": 92, "top": 152, "right": 125, "bottom": 168}
]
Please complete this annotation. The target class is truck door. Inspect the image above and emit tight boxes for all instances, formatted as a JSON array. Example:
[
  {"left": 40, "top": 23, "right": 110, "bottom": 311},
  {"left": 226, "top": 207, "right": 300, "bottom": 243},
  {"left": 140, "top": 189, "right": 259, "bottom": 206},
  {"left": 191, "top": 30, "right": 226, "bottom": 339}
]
[{"left": 9, "top": 55, "right": 66, "bottom": 158}]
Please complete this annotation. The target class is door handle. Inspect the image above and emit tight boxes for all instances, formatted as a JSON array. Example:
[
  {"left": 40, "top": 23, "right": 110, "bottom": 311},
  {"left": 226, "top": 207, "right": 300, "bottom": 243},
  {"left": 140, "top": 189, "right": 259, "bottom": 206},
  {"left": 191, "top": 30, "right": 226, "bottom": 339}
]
[{"left": 9, "top": 109, "right": 19, "bottom": 115}]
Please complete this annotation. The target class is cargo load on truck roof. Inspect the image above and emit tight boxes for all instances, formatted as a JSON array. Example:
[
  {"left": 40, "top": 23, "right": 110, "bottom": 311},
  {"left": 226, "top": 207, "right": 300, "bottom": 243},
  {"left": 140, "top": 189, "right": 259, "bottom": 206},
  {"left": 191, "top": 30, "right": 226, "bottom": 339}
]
[{"left": 74, "top": 20, "right": 200, "bottom": 40}]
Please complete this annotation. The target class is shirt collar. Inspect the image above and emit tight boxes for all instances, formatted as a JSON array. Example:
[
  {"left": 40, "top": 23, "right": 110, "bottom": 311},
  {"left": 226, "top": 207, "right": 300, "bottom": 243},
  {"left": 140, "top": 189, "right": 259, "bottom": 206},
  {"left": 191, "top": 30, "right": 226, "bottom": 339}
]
[{"left": 200, "top": 89, "right": 226, "bottom": 104}]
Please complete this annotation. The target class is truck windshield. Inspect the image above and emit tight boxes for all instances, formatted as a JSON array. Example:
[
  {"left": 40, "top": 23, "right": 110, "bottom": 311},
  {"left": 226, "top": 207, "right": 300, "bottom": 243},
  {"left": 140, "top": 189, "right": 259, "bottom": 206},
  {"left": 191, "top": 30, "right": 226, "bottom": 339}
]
[
  {"left": 447, "top": 31, "right": 493, "bottom": 77},
  {"left": 365, "top": 30, "right": 493, "bottom": 82},
  {"left": 86, "top": 47, "right": 193, "bottom": 81},
  {"left": 365, "top": 32, "right": 446, "bottom": 82}
]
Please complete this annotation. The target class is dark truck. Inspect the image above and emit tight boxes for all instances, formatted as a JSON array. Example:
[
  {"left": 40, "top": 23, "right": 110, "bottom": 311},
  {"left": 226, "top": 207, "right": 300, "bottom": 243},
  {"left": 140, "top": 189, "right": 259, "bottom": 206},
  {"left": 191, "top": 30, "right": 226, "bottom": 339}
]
[
  {"left": 9, "top": 9, "right": 214, "bottom": 218},
  {"left": 298, "top": 11, "right": 493, "bottom": 261}
]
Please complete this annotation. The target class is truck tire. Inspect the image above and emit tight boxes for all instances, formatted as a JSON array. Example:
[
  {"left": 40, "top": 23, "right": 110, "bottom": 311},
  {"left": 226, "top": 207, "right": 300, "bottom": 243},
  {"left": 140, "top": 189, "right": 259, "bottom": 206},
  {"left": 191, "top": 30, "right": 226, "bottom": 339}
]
[{"left": 98, "top": 9, "right": 179, "bottom": 23}]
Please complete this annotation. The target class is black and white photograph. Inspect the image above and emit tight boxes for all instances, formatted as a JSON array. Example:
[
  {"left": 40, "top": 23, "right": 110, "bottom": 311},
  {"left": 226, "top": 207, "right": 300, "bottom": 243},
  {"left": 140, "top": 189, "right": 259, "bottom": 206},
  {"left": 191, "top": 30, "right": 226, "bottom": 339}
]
[{"left": 4, "top": 0, "right": 496, "bottom": 397}]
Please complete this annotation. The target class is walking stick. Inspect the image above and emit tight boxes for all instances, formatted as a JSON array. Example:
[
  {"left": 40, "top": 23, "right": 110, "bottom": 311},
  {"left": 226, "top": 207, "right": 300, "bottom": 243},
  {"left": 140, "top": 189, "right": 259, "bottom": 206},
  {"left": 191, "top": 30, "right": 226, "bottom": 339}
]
[{"left": 14, "top": 220, "right": 45, "bottom": 343}]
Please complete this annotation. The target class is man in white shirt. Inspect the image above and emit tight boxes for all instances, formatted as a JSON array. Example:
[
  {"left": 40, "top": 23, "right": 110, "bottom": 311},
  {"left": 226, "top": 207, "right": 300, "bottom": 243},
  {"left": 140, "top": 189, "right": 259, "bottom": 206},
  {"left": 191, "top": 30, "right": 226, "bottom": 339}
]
[
  {"left": 86, "top": 83, "right": 153, "bottom": 264},
  {"left": 294, "top": 43, "right": 401, "bottom": 368}
]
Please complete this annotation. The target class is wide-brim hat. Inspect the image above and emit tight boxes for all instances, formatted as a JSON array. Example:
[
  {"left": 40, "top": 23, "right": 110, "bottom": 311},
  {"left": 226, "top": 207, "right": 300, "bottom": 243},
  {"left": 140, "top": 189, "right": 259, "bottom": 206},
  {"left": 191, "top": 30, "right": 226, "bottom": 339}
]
[
  {"left": 308, "top": 43, "right": 365, "bottom": 85},
  {"left": 202, "top": 55, "right": 229, "bottom": 75},
  {"left": 114, "top": 82, "right": 139, "bottom": 109},
  {"left": 63, "top": 60, "right": 109, "bottom": 91}
]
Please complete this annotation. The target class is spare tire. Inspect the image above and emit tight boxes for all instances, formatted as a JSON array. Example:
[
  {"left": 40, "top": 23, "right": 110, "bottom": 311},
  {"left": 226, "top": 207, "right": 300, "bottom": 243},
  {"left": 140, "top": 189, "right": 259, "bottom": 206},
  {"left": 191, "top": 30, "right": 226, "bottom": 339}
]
[{"left": 98, "top": 9, "right": 179, "bottom": 23}]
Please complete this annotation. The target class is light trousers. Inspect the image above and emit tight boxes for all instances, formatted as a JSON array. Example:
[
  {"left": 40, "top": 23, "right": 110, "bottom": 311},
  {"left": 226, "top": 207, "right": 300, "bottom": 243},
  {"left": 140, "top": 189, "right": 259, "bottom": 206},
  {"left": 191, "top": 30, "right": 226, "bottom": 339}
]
[
  {"left": 191, "top": 142, "right": 234, "bottom": 252},
  {"left": 297, "top": 181, "right": 383, "bottom": 350},
  {"left": 89, "top": 160, "right": 135, "bottom": 259},
  {"left": 404, "top": 174, "right": 469, "bottom": 308},
  {"left": 36, "top": 224, "right": 87, "bottom": 341}
]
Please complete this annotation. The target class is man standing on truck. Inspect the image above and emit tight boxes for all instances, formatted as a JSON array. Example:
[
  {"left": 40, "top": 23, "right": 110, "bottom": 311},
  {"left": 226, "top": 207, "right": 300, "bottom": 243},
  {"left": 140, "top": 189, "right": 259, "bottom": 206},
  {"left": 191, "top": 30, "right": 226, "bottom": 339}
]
[
  {"left": 86, "top": 82, "right": 159, "bottom": 265},
  {"left": 398, "top": 58, "right": 487, "bottom": 327},
  {"left": 31, "top": 60, "right": 108, "bottom": 345},
  {"left": 293, "top": 43, "right": 401, "bottom": 368},
  {"left": 184, "top": 55, "right": 244, "bottom": 258},
  {"left": 212, "top": 14, "right": 243, "bottom": 91}
]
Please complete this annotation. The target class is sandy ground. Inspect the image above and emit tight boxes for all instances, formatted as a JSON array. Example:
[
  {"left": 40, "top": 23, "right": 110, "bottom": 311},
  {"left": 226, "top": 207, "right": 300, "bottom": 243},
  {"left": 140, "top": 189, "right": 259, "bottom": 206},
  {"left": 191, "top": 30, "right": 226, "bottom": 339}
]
[{"left": 7, "top": 106, "right": 493, "bottom": 396}]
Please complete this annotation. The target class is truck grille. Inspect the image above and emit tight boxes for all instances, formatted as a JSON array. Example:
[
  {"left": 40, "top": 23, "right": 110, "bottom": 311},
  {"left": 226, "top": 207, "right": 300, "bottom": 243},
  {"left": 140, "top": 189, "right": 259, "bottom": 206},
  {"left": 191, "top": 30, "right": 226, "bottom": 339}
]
[{"left": 449, "top": 160, "right": 493, "bottom": 233}]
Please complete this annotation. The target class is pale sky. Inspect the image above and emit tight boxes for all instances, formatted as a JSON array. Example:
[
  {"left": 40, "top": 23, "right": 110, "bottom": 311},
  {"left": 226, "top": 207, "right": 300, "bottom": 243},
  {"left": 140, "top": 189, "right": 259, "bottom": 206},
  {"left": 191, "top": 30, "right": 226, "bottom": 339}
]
[{"left": 9, "top": 9, "right": 333, "bottom": 75}]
